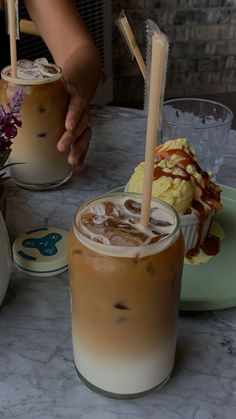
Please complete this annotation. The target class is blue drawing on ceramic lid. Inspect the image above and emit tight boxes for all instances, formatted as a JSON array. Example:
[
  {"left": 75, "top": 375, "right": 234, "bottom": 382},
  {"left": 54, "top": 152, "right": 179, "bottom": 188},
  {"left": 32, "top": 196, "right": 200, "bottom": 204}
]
[
  {"left": 12, "top": 227, "right": 68, "bottom": 277},
  {"left": 22, "top": 232, "right": 62, "bottom": 256}
]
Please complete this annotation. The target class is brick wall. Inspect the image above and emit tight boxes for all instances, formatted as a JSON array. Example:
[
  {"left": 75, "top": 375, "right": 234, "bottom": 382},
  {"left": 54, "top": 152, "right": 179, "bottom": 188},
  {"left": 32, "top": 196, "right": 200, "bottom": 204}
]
[{"left": 112, "top": 0, "right": 236, "bottom": 107}]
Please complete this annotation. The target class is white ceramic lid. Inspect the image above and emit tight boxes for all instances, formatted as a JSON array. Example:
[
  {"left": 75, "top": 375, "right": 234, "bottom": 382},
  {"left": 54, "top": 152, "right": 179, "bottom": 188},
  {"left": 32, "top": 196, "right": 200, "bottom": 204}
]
[{"left": 12, "top": 227, "right": 68, "bottom": 277}]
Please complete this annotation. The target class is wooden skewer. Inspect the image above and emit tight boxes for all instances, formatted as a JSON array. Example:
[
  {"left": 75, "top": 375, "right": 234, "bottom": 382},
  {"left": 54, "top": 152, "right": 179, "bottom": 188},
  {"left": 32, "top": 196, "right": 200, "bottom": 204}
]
[
  {"left": 118, "top": 15, "right": 146, "bottom": 80},
  {"left": 117, "top": 11, "right": 146, "bottom": 80}
]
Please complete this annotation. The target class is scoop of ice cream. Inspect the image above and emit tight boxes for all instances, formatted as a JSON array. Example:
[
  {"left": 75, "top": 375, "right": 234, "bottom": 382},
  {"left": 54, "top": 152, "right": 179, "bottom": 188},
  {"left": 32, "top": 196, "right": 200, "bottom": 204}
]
[
  {"left": 127, "top": 138, "right": 222, "bottom": 214},
  {"left": 156, "top": 138, "right": 194, "bottom": 155},
  {"left": 155, "top": 138, "right": 206, "bottom": 200},
  {"left": 127, "top": 161, "right": 194, "bottom": 213}
]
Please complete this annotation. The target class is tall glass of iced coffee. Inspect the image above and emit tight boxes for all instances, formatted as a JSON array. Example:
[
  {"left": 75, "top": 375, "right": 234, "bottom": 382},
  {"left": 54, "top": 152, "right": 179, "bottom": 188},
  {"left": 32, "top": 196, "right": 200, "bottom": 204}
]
[
  {"left": 68, "top": 192, "right": 184, "bottom": 398},
  {"left": 0, "top": 59, "right": 72, "bottom": 190}
]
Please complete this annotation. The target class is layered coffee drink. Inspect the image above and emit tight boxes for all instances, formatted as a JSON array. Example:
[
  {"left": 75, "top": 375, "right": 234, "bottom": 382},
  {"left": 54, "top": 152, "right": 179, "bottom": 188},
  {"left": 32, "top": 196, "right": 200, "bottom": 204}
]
[
  {"left": 0, "top": 59, "right": 72, "bottom": 190},
  {"left": 68, "top": 192, "right": 184, "bottom": 398}
]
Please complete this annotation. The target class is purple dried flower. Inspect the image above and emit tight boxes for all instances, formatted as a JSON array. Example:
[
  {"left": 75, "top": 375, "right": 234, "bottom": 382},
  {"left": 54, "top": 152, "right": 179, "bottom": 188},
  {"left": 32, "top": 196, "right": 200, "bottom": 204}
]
[
  {"left": 0, "top": 89, "right": 24, "bottom": 185},
  {"left": 0, "top": 89, "right": 24, "bottom": 155}
]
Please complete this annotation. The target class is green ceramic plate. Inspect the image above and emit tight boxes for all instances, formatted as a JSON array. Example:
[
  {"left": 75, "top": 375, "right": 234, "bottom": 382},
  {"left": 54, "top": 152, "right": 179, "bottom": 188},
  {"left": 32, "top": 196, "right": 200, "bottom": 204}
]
[
  {"left": 181, "top": 184, "right": 236, "bottom": 311},
  {"left": 106, "top": 185, "right": 236, "bottom": 311}
]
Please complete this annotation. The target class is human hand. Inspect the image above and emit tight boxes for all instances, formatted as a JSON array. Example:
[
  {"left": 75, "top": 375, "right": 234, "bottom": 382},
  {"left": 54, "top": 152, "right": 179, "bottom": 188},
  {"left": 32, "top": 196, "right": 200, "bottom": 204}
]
[
  {"left": 56, "top": 44, "right": 105, "bottom": 171},
  {"left": 57, "top": 83, "right": 92, "bottom": 172}
]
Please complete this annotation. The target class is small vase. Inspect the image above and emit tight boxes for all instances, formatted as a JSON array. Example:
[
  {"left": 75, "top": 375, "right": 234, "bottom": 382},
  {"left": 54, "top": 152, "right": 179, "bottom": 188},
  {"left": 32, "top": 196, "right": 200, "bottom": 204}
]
[{"left": 0, "top": 209, "right": 12, "bottom": 306}]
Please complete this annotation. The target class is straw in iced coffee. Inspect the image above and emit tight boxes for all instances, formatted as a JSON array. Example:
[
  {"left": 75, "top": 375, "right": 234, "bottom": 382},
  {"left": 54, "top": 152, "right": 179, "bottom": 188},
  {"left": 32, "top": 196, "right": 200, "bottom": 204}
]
[
  {"left": 116, "top": 10, "right": 146, "bottom": 80},
  {"left": 140, "top": 24, "right": 169, "bottom": 227},
  {"left": 6, "top": 0, "right": 18, "bottom": 78},
  {"left": 144, "top": 19, "right": 169, "bottom": 113}
]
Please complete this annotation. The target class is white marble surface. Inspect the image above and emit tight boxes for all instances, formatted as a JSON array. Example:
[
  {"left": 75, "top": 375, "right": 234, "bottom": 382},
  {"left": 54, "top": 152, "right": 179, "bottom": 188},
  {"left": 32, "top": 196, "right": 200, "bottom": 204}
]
[{"left": 1, "top": 106, "right": 236, "bottom": 419}]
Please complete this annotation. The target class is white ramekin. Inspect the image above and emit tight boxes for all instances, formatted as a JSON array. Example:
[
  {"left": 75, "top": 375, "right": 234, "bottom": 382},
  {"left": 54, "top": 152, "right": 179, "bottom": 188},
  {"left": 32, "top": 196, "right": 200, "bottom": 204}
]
[{"left": 180, "top": 211, "right": 213, "bottom": 253}]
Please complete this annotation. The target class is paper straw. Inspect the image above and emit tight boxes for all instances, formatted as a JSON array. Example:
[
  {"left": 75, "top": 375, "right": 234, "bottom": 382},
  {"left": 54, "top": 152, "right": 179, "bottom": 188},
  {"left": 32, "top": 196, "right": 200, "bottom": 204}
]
[
  {"left": 8, "top": 0, "right": 17, "bottom": 77},
  {"left": 140, "top": 33, "right": 165, "bottom": 227},
  {"left": 117, "top": 11, "right": 146, "bottom": 80}
]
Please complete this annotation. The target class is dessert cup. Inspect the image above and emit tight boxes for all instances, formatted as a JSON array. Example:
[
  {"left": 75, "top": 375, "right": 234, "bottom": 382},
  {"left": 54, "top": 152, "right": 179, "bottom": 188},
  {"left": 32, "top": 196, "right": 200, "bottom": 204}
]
[
  {"left": 179, "top": 210, "right": 213, "bottom": 253},
  {"left": 125, "top": 138, "right": 222, "bottom": 258}
]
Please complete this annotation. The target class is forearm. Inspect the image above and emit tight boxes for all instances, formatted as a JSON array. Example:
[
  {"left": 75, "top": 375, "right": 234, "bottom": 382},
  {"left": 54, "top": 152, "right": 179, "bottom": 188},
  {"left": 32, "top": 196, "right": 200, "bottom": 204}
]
[
  {"left": 24, "top": 0, "right": 104, "bottom": 101},
  {"left": 24, "top": 0, "right": 94, "bottom": 61},
  {"left": 61, "top": 45, "right": 104, "bottom": 103}
]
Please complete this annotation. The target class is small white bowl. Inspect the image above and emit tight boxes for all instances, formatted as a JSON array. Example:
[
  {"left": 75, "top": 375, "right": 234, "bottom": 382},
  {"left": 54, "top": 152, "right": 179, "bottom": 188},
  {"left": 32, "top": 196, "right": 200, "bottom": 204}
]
[{"left": 180, "top": 211, "right": 213, "bottom": 253}]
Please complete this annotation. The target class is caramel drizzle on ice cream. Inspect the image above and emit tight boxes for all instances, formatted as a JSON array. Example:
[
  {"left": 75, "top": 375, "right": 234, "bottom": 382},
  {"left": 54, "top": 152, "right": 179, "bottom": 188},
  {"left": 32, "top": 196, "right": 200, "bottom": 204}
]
[
  {"left": 154, "top": 147, "right": 222, "bottom": 259},
  {"left": 154, "top": 149, "right": 221, "bottom": 209}
]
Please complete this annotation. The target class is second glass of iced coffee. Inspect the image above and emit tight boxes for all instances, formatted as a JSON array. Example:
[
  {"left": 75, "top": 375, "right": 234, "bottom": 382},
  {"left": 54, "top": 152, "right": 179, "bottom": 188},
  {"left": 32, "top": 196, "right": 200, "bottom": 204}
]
[
  {"left": 0, "top": 59, "right": 72, "bottom": 190},
  {"left": 68, "top": 192, "right": 184, "bottom": 398}
]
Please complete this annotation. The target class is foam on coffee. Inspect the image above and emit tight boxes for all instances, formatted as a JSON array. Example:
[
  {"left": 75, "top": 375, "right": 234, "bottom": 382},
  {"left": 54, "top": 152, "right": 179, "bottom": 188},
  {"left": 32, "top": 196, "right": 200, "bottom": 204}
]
[{"left": 74, "top": 193, "right": 179, "bottom": 258}]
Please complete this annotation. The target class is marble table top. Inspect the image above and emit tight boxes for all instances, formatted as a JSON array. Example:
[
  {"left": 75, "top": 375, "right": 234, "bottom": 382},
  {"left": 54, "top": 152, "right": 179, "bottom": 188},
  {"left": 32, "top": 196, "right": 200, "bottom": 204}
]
[{"left": 1, "top": 106, "right": 236, "bottom": 419}]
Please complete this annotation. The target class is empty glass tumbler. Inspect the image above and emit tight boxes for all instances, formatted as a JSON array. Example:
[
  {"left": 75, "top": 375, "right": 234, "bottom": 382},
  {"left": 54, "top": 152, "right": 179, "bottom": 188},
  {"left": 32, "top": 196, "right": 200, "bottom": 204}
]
[{"left": 161, "top": 98, "right": 233, "bottom": 177}]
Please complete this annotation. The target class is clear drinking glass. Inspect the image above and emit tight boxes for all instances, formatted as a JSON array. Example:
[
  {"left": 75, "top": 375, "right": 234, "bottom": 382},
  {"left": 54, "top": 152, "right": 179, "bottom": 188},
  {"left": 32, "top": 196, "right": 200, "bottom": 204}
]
[
  {"left": 0, "top": 64, "right": 72, "bottom": 190},
  {"left": 68, "top": 192, "right": 184, "bottom": 399},
  {"left": 161, "top": 98, "right": 233, "bottom": 177}
]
